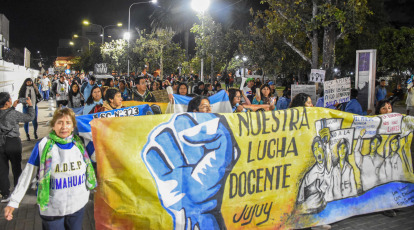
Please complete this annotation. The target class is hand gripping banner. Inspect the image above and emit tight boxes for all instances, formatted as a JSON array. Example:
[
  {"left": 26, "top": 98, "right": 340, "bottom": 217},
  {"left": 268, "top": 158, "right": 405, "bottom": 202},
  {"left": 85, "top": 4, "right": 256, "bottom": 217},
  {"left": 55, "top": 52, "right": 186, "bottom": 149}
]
[{"left": 91, "top": 107, "right": 414, "bottom": 229}]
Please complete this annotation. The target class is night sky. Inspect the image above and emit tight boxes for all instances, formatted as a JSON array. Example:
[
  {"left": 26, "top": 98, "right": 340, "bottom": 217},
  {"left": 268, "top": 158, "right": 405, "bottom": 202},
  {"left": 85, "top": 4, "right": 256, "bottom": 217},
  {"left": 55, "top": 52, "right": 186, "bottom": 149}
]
[{"left": 1, "top": 0, "right": 413, "bottom": 57}]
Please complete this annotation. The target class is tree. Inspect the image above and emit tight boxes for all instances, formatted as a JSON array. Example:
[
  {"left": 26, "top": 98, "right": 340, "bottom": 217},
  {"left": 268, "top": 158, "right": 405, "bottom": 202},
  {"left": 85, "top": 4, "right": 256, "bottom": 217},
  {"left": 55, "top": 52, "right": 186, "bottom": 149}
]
[
  {"left": 258, "top": 0, "right": 372, "bottom": 80},
  {"left": 101, "top": 39, "right": 128, "bottom": 75},
  {"left": 150, "top": 0, "right": 198, "bottom": 59},
  {"left": 132, "top": 28, "right": 186, "bottom": 76},
  {"left": 191, "top": 14, "right": 246, "bottom": 77},
  {"left": 378, "top": 27, "right": 414, "bottom": 78},
  {"left": 72, "top": 44, "right": 103, "bottom": 72}
]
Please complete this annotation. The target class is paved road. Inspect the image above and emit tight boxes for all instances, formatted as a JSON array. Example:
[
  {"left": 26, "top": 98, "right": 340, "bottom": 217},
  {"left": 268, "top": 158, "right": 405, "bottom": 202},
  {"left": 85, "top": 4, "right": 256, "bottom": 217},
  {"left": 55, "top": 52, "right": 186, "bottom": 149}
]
[{"left": 0, "top": 100, "right": 413, "bottom": 230}]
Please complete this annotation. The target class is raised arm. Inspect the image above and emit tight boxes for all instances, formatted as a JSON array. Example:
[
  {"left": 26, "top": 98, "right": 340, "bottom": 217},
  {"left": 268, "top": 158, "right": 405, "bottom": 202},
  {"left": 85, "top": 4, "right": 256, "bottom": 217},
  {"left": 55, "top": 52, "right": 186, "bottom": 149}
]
[{"left": 354, "top": 129, "right": 366, "bottom": 168}]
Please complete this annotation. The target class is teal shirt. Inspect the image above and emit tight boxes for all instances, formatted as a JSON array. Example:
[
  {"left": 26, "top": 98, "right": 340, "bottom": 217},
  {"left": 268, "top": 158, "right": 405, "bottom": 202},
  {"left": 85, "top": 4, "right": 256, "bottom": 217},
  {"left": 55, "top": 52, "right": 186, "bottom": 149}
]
[{"left": 252, "top": 97, "right": 277, "bottom": 110}]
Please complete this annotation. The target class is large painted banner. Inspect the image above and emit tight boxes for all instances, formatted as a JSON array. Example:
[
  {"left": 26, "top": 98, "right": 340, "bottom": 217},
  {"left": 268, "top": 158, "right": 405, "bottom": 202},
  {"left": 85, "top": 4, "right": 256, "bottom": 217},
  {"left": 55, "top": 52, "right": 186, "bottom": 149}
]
[
  {"left": 76, "top": 104, "right": 153, "bottom": 161},
  {"left": 91, "top": 108, "right": 414, "bottom": 229}
]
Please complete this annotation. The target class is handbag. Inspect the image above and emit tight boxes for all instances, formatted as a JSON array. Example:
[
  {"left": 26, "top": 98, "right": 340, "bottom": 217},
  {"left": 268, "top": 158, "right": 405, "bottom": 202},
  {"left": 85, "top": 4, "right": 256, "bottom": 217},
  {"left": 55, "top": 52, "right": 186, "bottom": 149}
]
[{"left": 0, "top": 110, "right": 12, "bottom": 146}]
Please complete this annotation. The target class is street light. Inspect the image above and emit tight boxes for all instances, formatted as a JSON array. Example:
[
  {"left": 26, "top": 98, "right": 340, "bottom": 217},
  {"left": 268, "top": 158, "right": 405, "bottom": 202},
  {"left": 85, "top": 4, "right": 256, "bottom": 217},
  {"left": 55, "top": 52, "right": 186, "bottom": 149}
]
[
  {"left": 69, "top": 41, "right": 74, "bottom": 46},
  {"left": 82, "top": 20, "right": 123, "bottom": 44},
  {"left": 73, "top": 34, "right": 91, "bottom": 51},
  {"left": 191, "top": 0, "right": 210, "bottom": 82},
  {"left": 242, "top": 56, "right": 248, "bottom": 78},
  {"left": 127, "top": 0, "right": 157, "bottom": 77}
]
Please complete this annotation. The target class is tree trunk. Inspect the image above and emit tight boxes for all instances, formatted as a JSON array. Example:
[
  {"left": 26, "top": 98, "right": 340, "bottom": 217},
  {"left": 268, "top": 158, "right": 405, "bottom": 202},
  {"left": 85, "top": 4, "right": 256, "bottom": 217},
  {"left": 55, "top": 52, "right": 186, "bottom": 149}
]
[
  {"left": 211, "top": 54, "right": 214, "bottom": 80},
  {"left": 322, "top": 24, "right": 336, "bottom": 81},
  {"left": 160, "top": 47, "right": 164, "bottom": 77},
  {"left": 311, "top": 0, "right": 319, "bottom": 69},
  {"left": 184, "top": 30, "right": 190, "bottom": 61}
]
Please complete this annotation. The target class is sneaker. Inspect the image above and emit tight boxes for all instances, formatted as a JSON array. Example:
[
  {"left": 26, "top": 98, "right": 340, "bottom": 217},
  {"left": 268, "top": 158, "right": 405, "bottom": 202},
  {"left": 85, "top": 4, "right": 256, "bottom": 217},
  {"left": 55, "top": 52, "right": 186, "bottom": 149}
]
[
  {"left": 1, "top": 194, "right": 10, "bottom": 203},
  {"left": 383, "top": 210, "right": 397, "bottom": 217}
]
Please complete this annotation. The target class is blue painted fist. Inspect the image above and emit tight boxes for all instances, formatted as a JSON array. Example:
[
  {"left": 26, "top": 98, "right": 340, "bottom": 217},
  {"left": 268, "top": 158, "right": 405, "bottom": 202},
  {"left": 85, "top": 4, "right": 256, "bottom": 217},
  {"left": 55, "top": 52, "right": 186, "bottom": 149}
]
[{"left": 142, "top": 113, "right": 240, "bottom": 230}]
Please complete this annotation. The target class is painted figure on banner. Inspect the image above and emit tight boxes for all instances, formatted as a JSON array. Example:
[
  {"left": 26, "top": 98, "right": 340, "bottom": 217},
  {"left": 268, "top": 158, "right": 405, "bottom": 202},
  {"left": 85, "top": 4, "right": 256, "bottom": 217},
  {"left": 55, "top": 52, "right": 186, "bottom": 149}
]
[
  {"left": 379, "top": 135, "right": 404, "bottom": 183},
  {"left": 141, "top": 113, "right": 240, "bottom": 230},
  {"left": 354, "top": 130, "right": 385, "bottom": 191},
  {"left": 331, "top": 138, "right": 357, "bottom": 199},
  {"left": 296, "top": 128, "right": 334, "bottom": 214}
]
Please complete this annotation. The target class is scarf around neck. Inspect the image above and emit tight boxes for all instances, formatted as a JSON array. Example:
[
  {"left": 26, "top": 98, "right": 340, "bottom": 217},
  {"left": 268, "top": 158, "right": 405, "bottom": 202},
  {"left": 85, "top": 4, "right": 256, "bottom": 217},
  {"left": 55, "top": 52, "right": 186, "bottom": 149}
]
[
  {"left": 25, "top": 86, "right": 37, "bottom": 106},
  {"left": 37, "top": 131, "right": 97, "bottom": 211}
]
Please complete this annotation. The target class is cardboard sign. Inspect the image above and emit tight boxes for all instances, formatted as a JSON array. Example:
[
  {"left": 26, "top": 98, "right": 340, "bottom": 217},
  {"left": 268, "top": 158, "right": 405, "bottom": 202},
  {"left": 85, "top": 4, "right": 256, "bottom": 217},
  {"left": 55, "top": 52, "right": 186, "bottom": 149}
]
[
  {"left": 323, "top": 77, "right": 351, "bottom": 108},
  {"left": 291, "top": 84, "right": 317, "bottom": 104}
]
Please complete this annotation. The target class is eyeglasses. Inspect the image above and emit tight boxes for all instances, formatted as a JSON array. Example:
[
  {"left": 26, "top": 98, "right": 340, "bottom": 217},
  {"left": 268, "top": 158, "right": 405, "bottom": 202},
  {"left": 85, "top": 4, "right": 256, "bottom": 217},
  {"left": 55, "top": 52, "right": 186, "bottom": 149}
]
[
  {"left": 199, "top": 105, "right": 212, "bottom": 110},
  {"left": 234, "top": 96, "right": 241, "bottom": 99}
]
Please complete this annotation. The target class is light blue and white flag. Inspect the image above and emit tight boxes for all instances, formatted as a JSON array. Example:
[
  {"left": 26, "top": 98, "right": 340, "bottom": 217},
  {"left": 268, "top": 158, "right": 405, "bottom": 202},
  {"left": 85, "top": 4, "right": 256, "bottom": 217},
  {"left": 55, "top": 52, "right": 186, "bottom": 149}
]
[
  {"left": 173, "top": 90, "right": 232, "bottom": 113},
  {"left": 76, "top": 104, "right": 153, "bottom": 161}
]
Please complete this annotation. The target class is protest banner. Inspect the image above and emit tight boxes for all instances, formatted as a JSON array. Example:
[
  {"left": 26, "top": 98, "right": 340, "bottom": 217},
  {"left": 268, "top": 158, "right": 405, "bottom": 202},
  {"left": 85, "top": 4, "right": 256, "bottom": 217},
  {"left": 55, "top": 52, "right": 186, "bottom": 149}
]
[
  {"left": 291, "top": 84, "right": 317, "bottom": 103},
  {"left": 122, "top": 101, "right": 168, "bottom": 114},
  {"left": 91, "top": 107, "right": 414, "bottom": 229},
  {"left": 309, "top": 69, "right": 326, "bottom": 83},
  {"left": 76, "top": 104, "right": 153, "bottom": 161},
  {"left": 323, "top": 77, "right": 351, "bottom": 108}
]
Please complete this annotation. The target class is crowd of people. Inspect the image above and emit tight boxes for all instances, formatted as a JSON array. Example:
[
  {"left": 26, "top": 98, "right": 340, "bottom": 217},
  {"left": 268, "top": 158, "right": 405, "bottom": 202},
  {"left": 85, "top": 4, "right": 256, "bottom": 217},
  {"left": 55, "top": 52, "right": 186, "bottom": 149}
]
[{"left": 0, "top": 71, "right": 411, "bottom": 229}]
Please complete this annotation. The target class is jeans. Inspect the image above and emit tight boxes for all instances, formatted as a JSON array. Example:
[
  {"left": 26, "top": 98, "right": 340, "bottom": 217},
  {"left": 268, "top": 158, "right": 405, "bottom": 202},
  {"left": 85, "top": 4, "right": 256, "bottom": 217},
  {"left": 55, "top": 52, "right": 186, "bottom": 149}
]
[
  {"left": 42, "top": 90, "right": 49, "bottom": 100},
  {"left": 40, "top": 207, "right": 85, "bottom": 230},
  {"left": 23, "top": 105, "right": 38, "bottom": 135},
  {"left": 0, "top": 137, "right": 22, "bottom": 196}
]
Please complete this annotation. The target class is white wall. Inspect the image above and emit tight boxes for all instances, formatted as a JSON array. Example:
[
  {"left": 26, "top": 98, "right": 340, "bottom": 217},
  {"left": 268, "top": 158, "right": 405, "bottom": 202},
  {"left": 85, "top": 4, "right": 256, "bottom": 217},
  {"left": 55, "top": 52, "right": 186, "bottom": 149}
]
[{"left": 0, "top": 60, "right": 40, "bottom": 111}]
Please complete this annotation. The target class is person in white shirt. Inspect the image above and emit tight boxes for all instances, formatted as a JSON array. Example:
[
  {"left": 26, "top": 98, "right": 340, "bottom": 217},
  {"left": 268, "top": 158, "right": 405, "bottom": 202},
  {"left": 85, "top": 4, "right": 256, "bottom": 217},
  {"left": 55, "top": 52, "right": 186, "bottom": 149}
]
[
  {"left": 53, "top": 75, "right": 69, "bottom": 108},
  {"left": 40, "top": 74, "right": 51, "bottom": 101},
  {"left": 242, "top": 78, "right": 255, "bottom": 104},
  {"left": 3, "top": 108, "right": 97, "bottom": 229}
]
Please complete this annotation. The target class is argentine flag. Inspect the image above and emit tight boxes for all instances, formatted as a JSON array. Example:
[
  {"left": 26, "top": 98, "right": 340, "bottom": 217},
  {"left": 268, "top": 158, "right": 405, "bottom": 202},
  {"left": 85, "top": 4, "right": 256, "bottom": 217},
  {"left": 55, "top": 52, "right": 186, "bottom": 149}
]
[
  {"left": 173, "top": 90, "right": 232, "bottom": 113},
  {"left": 76, "top": 104, "right": 153, "bottom": 161}
]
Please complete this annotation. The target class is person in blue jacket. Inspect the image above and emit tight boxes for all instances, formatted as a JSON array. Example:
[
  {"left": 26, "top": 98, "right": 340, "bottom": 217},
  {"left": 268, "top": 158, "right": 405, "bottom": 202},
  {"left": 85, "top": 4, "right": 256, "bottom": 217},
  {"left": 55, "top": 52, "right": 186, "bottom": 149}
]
[
  {"left": 276, "top": 89, "right": 291, "bottom": 110},
  {"left": 345, "top": 89, "right": 366, "bottom": 115}
]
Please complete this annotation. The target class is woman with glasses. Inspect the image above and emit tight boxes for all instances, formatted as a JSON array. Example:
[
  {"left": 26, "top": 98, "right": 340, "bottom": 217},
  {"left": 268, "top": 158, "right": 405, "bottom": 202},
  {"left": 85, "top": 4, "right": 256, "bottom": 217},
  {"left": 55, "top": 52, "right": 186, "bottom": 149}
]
[
  {"left": 228, "top": 88, "right": 246, "bottom": 112},
  {"left": 188, "top": 96, "right": 211, "bottom": 113}
]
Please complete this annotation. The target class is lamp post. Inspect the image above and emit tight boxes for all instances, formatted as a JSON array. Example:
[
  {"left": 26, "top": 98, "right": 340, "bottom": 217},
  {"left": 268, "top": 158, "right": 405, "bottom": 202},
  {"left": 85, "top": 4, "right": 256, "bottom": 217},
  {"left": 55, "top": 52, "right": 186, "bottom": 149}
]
[
  {"left": 127, "top": 0, "right": 157, "bottom": 77},
  {"left": 192, "top": 0, "right": 210, "bottom": 82},
  {"left": 73, "top": 34, "right": 91, "bottom": 51},
  {"left": 83, "top": 20, "right": 122, "bottom": 44},
  {"left": 242, "top": 56, "right": 247, "bottom": 78}
]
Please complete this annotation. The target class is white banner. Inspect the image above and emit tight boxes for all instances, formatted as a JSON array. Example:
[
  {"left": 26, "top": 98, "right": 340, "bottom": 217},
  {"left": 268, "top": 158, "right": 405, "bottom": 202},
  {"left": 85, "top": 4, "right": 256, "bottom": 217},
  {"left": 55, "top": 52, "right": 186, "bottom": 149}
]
[{"left": 310, "top": 69, "right": 326, "bottom": 83}]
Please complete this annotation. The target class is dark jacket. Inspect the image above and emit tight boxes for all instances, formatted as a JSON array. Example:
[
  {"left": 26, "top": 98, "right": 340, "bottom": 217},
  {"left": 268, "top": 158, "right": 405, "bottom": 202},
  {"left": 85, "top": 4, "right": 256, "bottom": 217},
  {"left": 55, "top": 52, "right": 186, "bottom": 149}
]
[
  {"left": 0, "top": 106, "right": 35, "bottom": 138},
  {"left": 131, "top": 88, "right": 156, "bottom": 102}
]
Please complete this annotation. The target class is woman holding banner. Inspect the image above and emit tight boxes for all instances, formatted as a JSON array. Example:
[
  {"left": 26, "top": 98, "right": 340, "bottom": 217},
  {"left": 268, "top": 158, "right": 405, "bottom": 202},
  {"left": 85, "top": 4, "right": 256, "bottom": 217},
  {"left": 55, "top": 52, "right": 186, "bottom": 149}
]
[
  {"left": 83, "top": 85, "right": 103, "bottom": 115},
  {"left": 228, "top": 88, "right": 247, "bottom": 112},
  {"left": 252, "top": 84, "right": 276, "bottom": 110},
  {"left": 289, "top": 93, "right": 314, "bottom": 108},
  {"left": 100, "top": 88, "right": 123, "bottom": 111},
  {"left": 4, "top": 108, "right": 97, "bottom": 229}
]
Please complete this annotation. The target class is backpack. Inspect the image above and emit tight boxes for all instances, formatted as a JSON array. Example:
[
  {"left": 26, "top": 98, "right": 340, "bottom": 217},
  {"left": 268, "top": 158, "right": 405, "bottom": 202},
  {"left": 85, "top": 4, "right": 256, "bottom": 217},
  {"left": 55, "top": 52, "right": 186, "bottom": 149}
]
[{"left": 0, "top": 110, "right": 13, "bottom": 146}]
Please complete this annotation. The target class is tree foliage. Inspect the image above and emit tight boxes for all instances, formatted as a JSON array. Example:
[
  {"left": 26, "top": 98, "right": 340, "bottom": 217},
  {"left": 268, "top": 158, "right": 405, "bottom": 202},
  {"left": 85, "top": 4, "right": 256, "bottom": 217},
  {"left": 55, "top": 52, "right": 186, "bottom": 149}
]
[
  {"left": 257, "top": 0, "right": 372, "bottom": 80},
  {"left": 101, "top": 39, "right": 128, "bottom": 74}
]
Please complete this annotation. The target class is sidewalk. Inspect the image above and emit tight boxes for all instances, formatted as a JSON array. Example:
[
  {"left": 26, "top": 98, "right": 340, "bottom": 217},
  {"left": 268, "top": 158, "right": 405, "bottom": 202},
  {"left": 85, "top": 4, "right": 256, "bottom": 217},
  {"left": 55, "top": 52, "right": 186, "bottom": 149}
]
[{"left": 0, "top": 100, "right": 413, "bottom": 230}]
